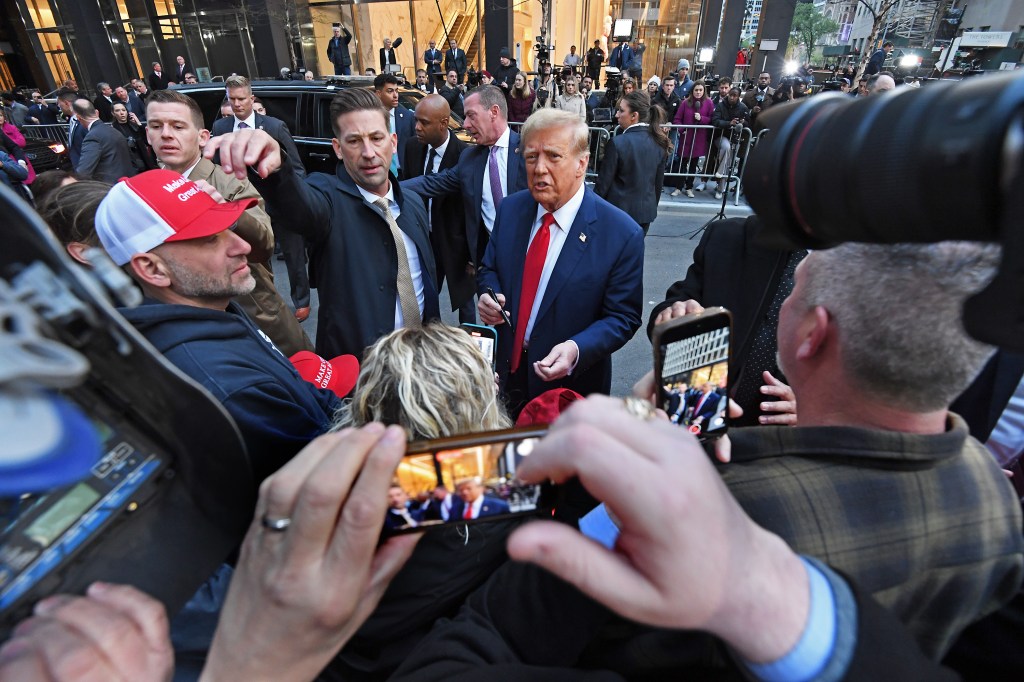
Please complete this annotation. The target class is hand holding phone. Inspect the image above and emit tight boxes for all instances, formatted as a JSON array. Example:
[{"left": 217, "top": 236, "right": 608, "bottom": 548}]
[
  {"left": 381, "top": 427, "right": 555, "bottom": 536},
  {"left": 652, "top": 307, "right": 732, "bottom": 442}
]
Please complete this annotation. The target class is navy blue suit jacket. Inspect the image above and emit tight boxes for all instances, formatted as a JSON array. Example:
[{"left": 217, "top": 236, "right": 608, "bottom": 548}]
[
  {"left": 68, "top": 118, "right": 87, "bottom": 168},
  {"left": 402, "top": 130, "right": 527, "bottom": 263},
  {"left": 392, "top": 105, "right": 415, "bottom": 178},
  {"left": 689, "top": 391, "right": 721, "bottom": 421},
  {"left": 450, "top": 495, "right": 510, "bottom": 520},
  {"left": 478, "top": 186, "right": 644, "bottom": 399}
]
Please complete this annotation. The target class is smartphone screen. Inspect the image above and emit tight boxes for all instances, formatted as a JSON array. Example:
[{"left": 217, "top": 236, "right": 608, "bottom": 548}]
[
  {"left": 382, "top": 428, "right": 553, "bottom": 535},
  {"left": 460, "top": 323, "right": 497, "bottom": 369},
  {"left": 654, "top": 309, "right": 731, "bottom": 439}
]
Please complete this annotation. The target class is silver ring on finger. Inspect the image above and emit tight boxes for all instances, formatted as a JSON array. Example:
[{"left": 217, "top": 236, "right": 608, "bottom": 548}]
[{"left": 260, "top": 515, "right": 292, "bottom": 532}]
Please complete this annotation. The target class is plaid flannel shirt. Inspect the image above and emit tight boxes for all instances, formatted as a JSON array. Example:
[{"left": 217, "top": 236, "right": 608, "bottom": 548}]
[{"left": 723, "top": 413, "right": 1024, "bottom": 659}]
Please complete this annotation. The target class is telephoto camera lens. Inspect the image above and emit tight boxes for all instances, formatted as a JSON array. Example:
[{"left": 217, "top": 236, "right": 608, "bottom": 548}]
[{"left": 744, "top": 71, "right": 1024, "bottom": 248}]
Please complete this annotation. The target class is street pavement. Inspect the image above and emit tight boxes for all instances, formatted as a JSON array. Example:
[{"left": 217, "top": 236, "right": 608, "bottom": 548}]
[{"left": 275, "top": 196, "right": 752, "bottom": 399}]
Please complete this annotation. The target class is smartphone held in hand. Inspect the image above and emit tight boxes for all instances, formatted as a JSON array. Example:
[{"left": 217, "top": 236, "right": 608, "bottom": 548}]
[
  {"left": 652, "top": 307, "right": 732, "bottom": 441},
  {"left": 381, "top": 427, "right": 559, "bottom": 536}
]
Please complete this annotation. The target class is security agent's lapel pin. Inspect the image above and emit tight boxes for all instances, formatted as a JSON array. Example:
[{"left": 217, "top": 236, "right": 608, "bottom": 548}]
[{"left": 579, "top": 233, "right": 587, "bottom": 243}]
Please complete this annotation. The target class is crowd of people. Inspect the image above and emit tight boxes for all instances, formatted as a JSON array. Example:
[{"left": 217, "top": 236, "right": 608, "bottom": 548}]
[{"left": 1, "top": 32, "right": 1023, "bottom": 682}]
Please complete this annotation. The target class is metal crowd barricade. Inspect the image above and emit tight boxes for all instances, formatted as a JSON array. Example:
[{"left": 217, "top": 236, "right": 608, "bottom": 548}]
[
  {"left": 21, "top": 124, "right": 69, "bottom": 146},
  {"left": 657, "top": 123, "right": 759, "bottom": 206},
  {"left": 506, "top": 121, "right": 610, "bottom": 181}
]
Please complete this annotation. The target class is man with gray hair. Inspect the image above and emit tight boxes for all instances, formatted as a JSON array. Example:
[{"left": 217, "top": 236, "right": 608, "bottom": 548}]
[
  {"left": 478, "top": 108, "right": 644, "bottom": 410},
  {"left": 402, "top": 84, "right": 527, "bottom": 277},
  {"left": 720, "top": 241, "right": 1023, "bottom": 659},
  {"left": 92, "top": 81, "right": 115, "bottom": 122}
]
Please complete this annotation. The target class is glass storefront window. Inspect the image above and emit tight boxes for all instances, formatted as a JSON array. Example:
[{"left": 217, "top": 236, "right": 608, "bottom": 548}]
[{"left": 21, "top": 0, "right": 76, "bottom": 86}]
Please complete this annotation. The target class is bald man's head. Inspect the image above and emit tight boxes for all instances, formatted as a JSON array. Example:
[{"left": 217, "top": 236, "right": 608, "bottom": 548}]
[{"left": 414, "top": 93, "right": 451, "bottom": 148}]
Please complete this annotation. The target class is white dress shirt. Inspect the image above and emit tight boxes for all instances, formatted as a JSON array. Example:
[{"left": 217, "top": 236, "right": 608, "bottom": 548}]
[
  {"left": 480, "top": 126, "right": 510, "bottom": 233},
  {"left": 424, "top": 132, "right": 450, "bottom": 229},
  {"left": 524, "top": 181, "right": 586, "bottom": 345},
  {"left": 463, "top": 495, "right": 484, "bottom": 519},
  {"left": 355, "top": 183, "right": 424, "bottom": 328},
  {"left": 233, "top": 112, "right": 257, "bottom": 132}
]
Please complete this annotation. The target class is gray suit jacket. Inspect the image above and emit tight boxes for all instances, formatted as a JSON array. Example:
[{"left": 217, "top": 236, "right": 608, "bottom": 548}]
[{"left": 77, "top": 120, "right": 135, "bottom": 183}]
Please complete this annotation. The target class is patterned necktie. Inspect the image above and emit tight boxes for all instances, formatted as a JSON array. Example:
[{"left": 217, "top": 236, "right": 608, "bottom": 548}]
[
  {"left": 237, "top": 121, "right": 249, "bottom": 129},
  {"left": 488, "top": 145, "right": 503, "bottom": 212},
  {"left": 372, "top": 197, "right": 421, "bottom": 328},
  {"left": 389, "top": 113, "right": 400, "bottom": 177},
  {"left": 510, "top": 213, "right": 555, "bottom": 373}
]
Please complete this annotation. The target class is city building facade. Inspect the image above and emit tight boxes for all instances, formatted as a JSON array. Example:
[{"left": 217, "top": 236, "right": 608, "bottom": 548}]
[{"left": 0, "top": 0, "right": 713, "bottom": 97}]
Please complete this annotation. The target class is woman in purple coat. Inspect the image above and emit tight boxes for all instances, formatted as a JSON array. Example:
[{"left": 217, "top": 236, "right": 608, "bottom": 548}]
[
  {"left": 669, "top": 82, "right": 714, "bottom": 197},
  {"left": 507, "top": 72, "right": 536, "bottom": 124}
]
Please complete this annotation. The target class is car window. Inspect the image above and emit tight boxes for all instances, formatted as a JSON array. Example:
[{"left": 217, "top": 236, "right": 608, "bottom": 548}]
[
  {"left": 185, "top": 89, "right": 228, "bottom": 129},
  {"left": 257, "top": 95, "right": 299, "bottom": 133}
]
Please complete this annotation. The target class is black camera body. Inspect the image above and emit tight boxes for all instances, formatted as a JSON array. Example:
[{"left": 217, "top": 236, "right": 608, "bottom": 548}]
[
  {"left": 819, "top": 79, "right": 844, "bottom": 92},
  {"left": 744, "top": 72, "right": 1024, "bottom": 352}
]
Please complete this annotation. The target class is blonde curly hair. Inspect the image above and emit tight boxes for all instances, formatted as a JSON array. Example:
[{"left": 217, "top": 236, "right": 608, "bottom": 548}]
[{"left": 332, "top": 322, "right": 512, "bottom": 439}]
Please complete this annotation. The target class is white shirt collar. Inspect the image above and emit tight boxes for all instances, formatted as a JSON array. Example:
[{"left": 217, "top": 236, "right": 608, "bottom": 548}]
[
  {"left": 535, "top": 181, "right": 586, "bottom": 233},
  {"left": 624, "top": 122, "right": 648, "bottom": 131},
  {"left": 355, "top": 181, "right": 397, "bottom": 213},
  {"left": 234, "top": 111, "right": 257, "bottom": 130},
  {"left": 494, "top": 126, "right": 511, "bottom": 150},
  {"left": 431, "top": 131, "right": 451, "bottom": 159}
]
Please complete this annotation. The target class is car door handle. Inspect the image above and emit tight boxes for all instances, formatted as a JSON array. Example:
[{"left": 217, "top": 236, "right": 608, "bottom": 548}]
[{"left": 309, "top": 153, "right": 331, "bottom": 160}]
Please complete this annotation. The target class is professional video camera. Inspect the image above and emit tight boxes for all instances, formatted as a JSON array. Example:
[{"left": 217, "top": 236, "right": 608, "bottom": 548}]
[
  {"left": 466, "top": 67, "right": 482, "bottom": 89},
  {"left": 603, "top": 66, "right": 622, "bottom": 101},
  {"left": 702, "top": 74, "right": 722, "bottom": 89},
  {"left": 533, "top": 37, "right": 553, "bottom": 67},
  {"left": 818, "top": 79, "right": 845, "bottom": 92},
  {"left": 743, "top": 71, "right": 1024, "bottom": 352},
  {"left": 0, "top": 184, "right": 255, "bottom": 636}
]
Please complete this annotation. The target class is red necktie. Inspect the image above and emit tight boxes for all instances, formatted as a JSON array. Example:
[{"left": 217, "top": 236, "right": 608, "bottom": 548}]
[
  {"left": 510, "top": 213, "right": 555, "bottom": 373},
  {"left": 463, "top": 503, "right": 473, "bottom": 520}
]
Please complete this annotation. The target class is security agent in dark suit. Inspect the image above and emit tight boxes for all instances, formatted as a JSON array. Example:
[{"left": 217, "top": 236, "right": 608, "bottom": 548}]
[
  {"left": 212, "top": 74, "right": 312, "bottom": 321},
  {"left": 478, "top": 109, "right": 644, "bottom": 408},
  {"left": 383, "top": 485, "right": 424, "bottom": 529},
  {"left": 373, "top": 73, "right": 415, "bottom": 180},
  {"left": 206, "top": 87, "right": 440, "bottom": 360},
  {"left": 423, "top": 39, "right": 443, "bottom": 81},
  {"left": 56, "top": 89, "right": 86, "bottom": 168},
  {"left": 71, "top": 99, "right": 135, "bottom": 183},
  {"left": 402, "top": 85, "right": 527, "bottom": 270},
  {"left": 594, "top": 91, "right": 669, "bottom": 234},
  {"left": 445, "top": 38, "right": 468, "bottom": 84},
  {"left": 92, "top": 82, "right": 115, "bottom": 123},
  {"left": 173, "top": 55, "right": 191, "bottom": 84},
  {"left": 403, "top": 95, "right": 475, "bottom": 322},
  {"left": 148, "top": 62, "right": 170, "bottom": 91}
]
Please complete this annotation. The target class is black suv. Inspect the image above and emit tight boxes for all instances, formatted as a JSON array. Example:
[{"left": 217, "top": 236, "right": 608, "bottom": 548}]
[{"left": 175, "top": 78, "right": 470, "bottom": 176}]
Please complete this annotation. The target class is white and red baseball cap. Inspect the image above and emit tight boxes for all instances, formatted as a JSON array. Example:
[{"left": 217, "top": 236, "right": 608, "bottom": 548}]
[{"left": 95, "top": 169, "right": 257, "bottom": 265}]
